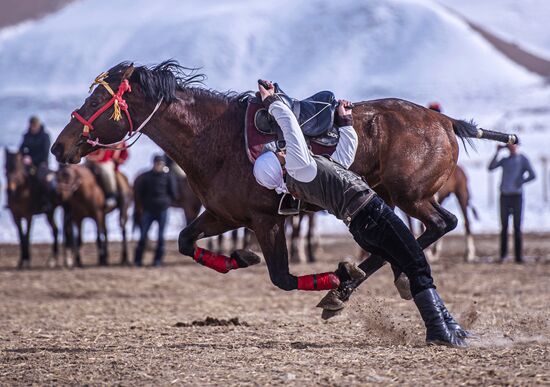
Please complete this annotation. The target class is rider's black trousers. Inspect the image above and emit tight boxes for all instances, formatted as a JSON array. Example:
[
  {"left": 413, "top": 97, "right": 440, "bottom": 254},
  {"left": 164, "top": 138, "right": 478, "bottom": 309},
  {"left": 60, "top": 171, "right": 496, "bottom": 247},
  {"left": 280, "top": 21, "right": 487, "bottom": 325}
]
[{"left": 349, "top": 195, "right": 435, "bottom": 296}]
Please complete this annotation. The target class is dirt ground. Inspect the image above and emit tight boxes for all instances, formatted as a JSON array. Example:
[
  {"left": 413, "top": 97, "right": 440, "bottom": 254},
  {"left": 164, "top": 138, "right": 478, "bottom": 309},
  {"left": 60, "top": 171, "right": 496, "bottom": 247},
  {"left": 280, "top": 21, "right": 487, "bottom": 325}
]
[{"left": 0, "top": 233, "right": 549, "bottom": 386}]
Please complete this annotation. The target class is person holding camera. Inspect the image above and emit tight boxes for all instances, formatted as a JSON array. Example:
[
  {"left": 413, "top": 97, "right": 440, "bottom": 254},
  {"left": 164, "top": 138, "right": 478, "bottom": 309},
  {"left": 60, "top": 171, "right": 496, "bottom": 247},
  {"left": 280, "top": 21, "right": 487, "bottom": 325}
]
[{"left": 488, "top": 142, "right": 536, "bottom": 263}]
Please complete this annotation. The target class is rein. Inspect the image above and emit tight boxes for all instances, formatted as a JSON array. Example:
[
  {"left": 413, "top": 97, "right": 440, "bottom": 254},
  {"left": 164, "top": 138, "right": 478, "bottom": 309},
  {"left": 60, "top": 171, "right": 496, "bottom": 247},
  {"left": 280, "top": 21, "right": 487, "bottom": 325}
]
[{"left": 72, "top": 72, "right": 163, "bottom": 150}]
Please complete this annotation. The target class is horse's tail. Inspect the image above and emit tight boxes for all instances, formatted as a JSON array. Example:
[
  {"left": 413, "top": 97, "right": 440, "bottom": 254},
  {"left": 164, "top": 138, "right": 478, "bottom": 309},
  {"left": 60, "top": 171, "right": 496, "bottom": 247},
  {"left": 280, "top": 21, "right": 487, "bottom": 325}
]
[{"left": 452, "top": 119, "right": 519, "bottom": 148}]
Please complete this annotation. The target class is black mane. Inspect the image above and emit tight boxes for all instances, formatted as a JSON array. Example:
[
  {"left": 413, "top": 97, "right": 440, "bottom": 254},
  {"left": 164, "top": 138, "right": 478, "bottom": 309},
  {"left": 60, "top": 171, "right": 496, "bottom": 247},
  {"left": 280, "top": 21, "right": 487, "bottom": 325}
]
[{"left": 105, "top": 60, "right": 250, "bottom": 105}]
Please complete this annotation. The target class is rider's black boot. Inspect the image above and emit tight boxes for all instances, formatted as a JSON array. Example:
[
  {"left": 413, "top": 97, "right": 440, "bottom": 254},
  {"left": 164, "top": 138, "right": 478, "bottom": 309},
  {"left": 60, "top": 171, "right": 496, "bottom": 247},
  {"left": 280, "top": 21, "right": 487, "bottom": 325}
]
[
  {"left": 434, "top": 292, "right": 471, "bottom": 339},
  {"left": 414, "top": 288, "right": 466, "bottom": 347}
]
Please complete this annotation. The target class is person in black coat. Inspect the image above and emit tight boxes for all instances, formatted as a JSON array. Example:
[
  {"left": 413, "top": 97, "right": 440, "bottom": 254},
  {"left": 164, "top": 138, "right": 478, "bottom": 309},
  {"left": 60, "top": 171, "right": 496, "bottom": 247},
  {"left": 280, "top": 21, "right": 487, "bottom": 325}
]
[
  {"left": 20, "top": 116, "right": 50, "bottom": 167},
  {"left": 19, "top": 116, "right": 51, "bottom": 181},
  {"left": 19, "top": 116, "right": 56, "bottom": 213},
  {"left": 134, "top": 155, "right": 178, "bottom": 267}
]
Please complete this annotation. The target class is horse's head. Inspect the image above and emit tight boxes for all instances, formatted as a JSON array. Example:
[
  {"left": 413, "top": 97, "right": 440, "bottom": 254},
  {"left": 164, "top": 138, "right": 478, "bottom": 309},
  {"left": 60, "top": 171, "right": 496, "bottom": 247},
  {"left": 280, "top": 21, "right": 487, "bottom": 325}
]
[
  {"left": 4, "top": 149, "right": 26, "bottom": 194},
  {"left": 51, "top": 63, "right": 137, "bottom": 164},
  {"left": 55, "top": 165, "right": 81, "bottom": 202},
  {"left": 51, "top": 60, "right": 203, "bottom": 164}
]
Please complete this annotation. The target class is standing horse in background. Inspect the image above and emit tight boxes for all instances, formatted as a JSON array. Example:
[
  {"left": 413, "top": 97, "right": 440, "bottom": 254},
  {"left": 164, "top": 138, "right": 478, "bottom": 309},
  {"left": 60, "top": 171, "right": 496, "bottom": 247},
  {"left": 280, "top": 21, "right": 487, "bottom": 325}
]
[
  {"left": 432, "top": 165, "right": 478, "bottom": 261},
  {"left": 57, "top": 164, "right": 131, "bottom": 266},
  {"left": 289, "top": 213, "right": 319, "bottom": 263},
  {"left": 407, "top": 165, "right": 478, "bottom": 262},
  {"left": 51, "top": 61, "right": 517, "bottom": 302},
  {"left": 4, "top": 150, "right": 60, "bottom": 269}
]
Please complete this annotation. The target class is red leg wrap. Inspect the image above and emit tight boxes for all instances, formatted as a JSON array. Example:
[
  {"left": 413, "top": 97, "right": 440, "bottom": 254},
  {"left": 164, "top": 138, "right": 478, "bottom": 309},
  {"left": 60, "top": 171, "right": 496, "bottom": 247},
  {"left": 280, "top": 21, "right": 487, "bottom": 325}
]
[
  {"left": 297, "top": 273, "right": 340, "bottom": 291},
  {"left": 193, "top": 247, "right": 238, "bottom": 274}
]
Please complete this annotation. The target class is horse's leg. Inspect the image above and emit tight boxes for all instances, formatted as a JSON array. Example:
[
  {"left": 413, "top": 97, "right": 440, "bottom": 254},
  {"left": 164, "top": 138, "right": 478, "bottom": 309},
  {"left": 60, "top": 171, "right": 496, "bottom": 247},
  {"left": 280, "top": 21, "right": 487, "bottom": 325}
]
[
  {"left": 120, "top": 208, "right": 129, "bottom": 265},
  {"left": 242, "top": 228, "right": 251, "bottom": 250},
  {"left": 306, "top": 213, "right": 319, "bottom": 263},
  {"left": 75, "top": 220, "right": 83, "bottom": 267},
  {"left": 289, "top": 214, "right": 304, "bottom": 263},
  {"left": 216, "top": 234, "right": 224, "bottom": 254},
  {"left": 253, "top": 216, "right": 359, "bottom": 292},
  {"left": 12, "top": 216, "right": 26, "bottom": 269},
  {"left": 178, "top": 211, "right": 260, "bottom": 272},
  {"left": 456, "top": 191, "right": 475, "bottom": 262},
  {"left": 23, "top": 216, "right": 33, "bottom": 269},
  {"left": 97, "top": 214, "right": 108, "bottom": 266},
  {"left": 61, "top": 209, "right": 72, "bottom": 267},
  {"left": 231, "top": 229, "right": 238, "bottom": 251},
  {"left": 46, "top": 210, "right": 59, "bottom": 268}
]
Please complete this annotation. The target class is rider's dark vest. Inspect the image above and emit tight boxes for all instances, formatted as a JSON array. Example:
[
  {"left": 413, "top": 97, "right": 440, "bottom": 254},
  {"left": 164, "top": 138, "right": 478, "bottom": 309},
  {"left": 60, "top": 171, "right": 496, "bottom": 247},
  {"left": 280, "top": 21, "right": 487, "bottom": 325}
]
[{"left": 285, "top": 155, "right": 376, "bottom": 225}]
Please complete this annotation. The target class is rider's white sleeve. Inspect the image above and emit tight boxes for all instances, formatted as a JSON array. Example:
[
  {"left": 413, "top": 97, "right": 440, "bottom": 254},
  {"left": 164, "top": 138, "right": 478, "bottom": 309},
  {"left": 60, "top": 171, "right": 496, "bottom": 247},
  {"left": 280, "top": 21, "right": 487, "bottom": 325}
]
[
  {"left": 268, "top": 101, "right": 317, "bottom": 183},
  {"left": 331, "top": 125, "right": 358, "bottom": 169}
]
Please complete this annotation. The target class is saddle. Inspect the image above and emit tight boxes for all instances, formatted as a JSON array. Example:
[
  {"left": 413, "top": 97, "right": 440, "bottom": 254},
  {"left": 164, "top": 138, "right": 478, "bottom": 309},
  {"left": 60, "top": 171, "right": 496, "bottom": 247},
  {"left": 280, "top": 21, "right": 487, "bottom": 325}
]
[{"left": 245, "top": 84, "right": 340, "bottom": 164}]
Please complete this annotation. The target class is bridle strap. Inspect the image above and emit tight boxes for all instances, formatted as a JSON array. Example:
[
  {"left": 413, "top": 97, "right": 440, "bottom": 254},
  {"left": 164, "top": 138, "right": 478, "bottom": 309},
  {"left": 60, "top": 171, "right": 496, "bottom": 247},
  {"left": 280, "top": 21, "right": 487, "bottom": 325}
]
[
  {"left": 72, "top": 74, "right": 162, "bottom": 151},
  {"left": 84, "top": 97, "right": 163, "bottom": 150}
]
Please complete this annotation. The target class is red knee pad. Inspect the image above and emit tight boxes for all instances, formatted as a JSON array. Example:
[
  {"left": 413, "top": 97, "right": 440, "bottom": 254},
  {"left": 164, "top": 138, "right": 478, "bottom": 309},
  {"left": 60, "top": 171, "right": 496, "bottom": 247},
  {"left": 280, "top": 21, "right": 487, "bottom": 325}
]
[
  {"left": 297, "top": 273, "right": 340, "bottom": 291},
  {"left": 193, "top": 247, "right": 238, "bottom": 274}
]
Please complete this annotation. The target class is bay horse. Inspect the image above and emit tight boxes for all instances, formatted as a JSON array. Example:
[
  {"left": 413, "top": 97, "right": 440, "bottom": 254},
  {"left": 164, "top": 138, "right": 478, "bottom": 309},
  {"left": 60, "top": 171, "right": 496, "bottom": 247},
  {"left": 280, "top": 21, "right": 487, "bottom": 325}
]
[
  {"left": 431, "top": 165, "right": 478, "bottom": 262},
  {"left": 51, "top": 61, "right": 516, "bottom": 298},
  {"left": 407, "top": 165, "right": 478, "bottom": 262},
  {"left": 56, "top": 164, "right": 132, "bottom": 266},
  {"left": 4, "top": 150, "right": 60, "bottom": 269}
]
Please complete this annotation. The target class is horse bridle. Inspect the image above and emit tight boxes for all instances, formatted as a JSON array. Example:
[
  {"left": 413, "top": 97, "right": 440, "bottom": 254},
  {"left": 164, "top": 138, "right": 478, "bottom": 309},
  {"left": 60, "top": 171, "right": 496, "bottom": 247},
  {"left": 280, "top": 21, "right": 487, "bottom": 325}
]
[{"left": 72, "top": 72, "right": 163, "bottom": 150}]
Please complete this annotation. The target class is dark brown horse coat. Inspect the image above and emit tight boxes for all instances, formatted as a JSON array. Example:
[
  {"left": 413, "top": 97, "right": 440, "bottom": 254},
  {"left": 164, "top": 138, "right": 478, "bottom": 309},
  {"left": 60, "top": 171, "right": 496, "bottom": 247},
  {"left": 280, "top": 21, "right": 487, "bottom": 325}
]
[
  {"left": 51, "top": 62, "right": 514, "bottom": 292},
  {"left": 4, "top": 150, "right": 59, "bottom": 268}
]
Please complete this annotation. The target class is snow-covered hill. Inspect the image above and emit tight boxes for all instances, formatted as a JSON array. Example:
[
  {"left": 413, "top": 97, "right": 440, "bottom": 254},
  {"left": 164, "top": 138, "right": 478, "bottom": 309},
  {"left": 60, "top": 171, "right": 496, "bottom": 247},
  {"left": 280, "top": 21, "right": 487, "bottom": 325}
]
[
  {"left": 439, "top": 0, "right": 550, "bottom": 61},
  {"left": 0, "top": 0, "right": 549, "bottom": 243}
]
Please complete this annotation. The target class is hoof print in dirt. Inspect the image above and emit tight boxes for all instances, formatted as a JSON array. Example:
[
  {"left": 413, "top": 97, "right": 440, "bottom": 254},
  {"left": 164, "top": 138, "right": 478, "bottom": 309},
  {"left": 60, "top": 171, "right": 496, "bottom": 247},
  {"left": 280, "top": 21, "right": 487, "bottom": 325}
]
[{"left": 174, "top": 316, "right": 249, "bottom": 328}]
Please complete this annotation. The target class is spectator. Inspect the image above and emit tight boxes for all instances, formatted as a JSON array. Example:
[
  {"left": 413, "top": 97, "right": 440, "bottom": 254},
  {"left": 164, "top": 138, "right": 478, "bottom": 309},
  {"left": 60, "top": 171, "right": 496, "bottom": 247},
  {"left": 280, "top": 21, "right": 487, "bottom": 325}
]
[
  {"left": 488, "top": 143, "right": 536, "bottom": 263},
  {"left": 134, "top": 155, "right": 178, "bottom": 267}
]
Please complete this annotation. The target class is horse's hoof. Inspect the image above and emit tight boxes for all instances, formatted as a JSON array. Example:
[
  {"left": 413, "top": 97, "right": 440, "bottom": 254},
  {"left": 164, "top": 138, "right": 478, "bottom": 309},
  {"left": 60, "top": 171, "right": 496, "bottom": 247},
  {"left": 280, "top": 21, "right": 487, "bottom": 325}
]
[
  {"left": 338, "top": 261, "right": 366, "bottom": 281},
  {"left": 316, "top": 289, "right": 346, "bottom": 311},
  {"left": 231, "top": 250, "right": 261, "bottom": 268},
  {"left": 321, "top": 308, "right": 344, "bottom": 320},
  {"left": 394, "top": 273, "right": 412, "bottom": 300}
]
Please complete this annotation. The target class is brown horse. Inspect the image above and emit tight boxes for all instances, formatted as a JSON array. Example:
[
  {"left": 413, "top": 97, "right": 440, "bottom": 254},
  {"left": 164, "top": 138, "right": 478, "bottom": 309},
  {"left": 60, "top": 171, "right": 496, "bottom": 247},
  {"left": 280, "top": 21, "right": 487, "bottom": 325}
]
[
  {"left": 407, "top": 165, "right": 478, "bottom": 262},
  {"left": 4, "top": 150, "right": 60, "bottom": 269},
  {"left": 56, "top": 164, "right": 132, "bottom": 266},
  {"left": 51, "top": 61, "right": 515, "bottom": 295},
  {"left": 432, "top": 165, "right": 478, "bottom": 261}
]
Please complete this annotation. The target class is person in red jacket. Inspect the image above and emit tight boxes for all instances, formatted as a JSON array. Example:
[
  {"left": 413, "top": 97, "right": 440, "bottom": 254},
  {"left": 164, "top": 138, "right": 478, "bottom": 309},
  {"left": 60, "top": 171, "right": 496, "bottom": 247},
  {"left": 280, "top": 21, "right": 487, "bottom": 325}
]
[{"left": 86, "top": 144, "right": 128, "bottom": 208}]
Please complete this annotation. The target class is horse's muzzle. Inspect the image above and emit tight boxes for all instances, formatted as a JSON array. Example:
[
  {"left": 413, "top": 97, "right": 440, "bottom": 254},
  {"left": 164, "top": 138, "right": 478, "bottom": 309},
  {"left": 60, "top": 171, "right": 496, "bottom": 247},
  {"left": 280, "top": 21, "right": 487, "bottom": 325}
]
[{"left": 51, "top": 142, "right": 65, "bottom": 162}]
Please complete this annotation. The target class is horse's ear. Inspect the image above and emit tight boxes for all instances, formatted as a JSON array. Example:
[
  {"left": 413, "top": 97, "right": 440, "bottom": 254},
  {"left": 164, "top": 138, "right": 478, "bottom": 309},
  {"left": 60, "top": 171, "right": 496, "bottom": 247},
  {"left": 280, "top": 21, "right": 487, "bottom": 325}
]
[{"left": 122, "top": 64, "right": 135, "bottom": 80}]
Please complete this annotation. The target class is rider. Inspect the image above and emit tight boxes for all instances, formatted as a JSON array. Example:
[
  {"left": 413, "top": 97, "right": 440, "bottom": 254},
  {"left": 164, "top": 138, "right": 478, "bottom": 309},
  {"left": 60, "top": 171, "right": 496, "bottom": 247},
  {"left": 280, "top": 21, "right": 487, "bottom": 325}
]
[
  {"left": 19, "top": 116, "right": 53, "bottom": 186},
  {"left": 253, "top": 98, "right": 358, "bottom": 192},
  {"left": 86, "top": 144, "right": 128, "bottom": 208},
  {"left": 19, "top": 116, "right": 56, "bottom": 213},
  {"left": 253, "top": 80, "right": 468, "bottom": 347}
]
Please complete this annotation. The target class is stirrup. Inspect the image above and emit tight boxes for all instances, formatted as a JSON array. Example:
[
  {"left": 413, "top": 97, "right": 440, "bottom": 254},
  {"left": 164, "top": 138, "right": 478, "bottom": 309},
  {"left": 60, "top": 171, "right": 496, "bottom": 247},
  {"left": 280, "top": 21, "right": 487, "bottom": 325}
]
[{"left": 278, "top": 193, "right": 301, "bottom": 215}]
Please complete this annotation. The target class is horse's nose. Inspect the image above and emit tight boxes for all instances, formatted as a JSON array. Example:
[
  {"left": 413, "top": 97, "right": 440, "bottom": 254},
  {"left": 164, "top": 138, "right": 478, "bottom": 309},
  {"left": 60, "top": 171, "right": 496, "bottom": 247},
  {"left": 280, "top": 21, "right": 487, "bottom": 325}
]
[{"left": 51, "top": 142, "right": 64, "bottom": 161}]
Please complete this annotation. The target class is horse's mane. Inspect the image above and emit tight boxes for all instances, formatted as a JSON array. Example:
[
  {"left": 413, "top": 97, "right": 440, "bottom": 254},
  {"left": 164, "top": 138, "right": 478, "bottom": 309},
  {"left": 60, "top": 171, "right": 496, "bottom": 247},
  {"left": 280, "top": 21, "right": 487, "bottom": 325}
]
[{"left": 106, "top": 60, "right": 251, "bottom": 105}]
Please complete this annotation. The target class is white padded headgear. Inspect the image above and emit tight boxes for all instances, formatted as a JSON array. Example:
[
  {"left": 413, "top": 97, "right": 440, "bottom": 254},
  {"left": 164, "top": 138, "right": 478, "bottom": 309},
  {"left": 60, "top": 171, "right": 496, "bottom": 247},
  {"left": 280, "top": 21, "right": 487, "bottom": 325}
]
[{"left": 253, "top": 151, "right": 288, "bottom": 194}]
